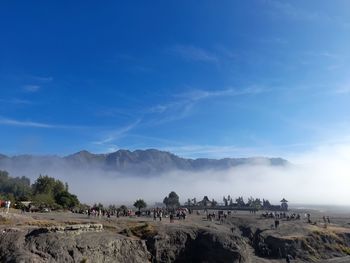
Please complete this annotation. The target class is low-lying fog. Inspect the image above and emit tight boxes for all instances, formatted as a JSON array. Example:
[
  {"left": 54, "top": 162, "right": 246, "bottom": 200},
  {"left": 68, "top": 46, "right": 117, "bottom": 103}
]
[{"left": 3, "top": 143, "right": 350, "bottom": 207}]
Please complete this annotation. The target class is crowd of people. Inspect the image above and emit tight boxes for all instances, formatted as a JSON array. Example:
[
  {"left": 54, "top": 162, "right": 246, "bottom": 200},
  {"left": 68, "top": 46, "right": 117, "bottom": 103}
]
[
  {"left": 261, "top": 211, "right": 301, "bottom": 221},
  {"left": 152, "top": 208, "right": 188, "bottom": 222},
  {"left": 74, "top": 206, "right": 191, "bottom": 224}
]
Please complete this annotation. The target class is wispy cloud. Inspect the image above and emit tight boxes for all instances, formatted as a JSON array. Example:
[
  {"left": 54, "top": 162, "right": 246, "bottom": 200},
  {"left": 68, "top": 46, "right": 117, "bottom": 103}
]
[
  {"left": 22, "top": 85, "right": 40, "bottom": 93},
  {"left": 335, "top": 85, "right": 350, "bottom": 94},
  {"left": 93, "top": 119, "right": 141, "bottom": 145},
  {"left": 304, "top": 51, "right": 340, "bottom": 60},
  {"left": 147, "top": 86, "right": 268, "bottom": 125},
  {"left": 178, "top": 86, "right": 267, "bottom": 101},
  {"left": 160, "top": 144, "right": 257, "bottom": 159},
  {"left": 29, "top": 75, "right": 53, "bottom": 82},
  {"left": 263, "top": 0, "right": 350, "bottom": 28},
  {"left": 20, "top": 75, "right": 53, "bottom": 93},
  {"left": 158, "top": 134, "right": 350, "bottom": 159},
  {"left": 92, "top": 86, "right": 269, "bottom": 149},
  {"left": 263, "top": 0, "right": 324, "bottom": 21},
  {"left": 0, "top": 116, "right": 85, "bottom": 129},
  {"left": 169, "top": 45, "right": 218, "bottom": 63},
  {"left": 0, "top": 116, "right": 54, "bottom": 128},
  {"left": 148, "top": 100, "right": 195, "bottom": 124},
  {"left": 0, "top": 98, "right": 32, "bottom": 105}
]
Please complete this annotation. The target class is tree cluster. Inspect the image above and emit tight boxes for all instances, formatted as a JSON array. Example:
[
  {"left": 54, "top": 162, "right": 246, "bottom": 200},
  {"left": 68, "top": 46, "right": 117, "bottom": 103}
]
[
  {"left": 0, "top": 170, "right": 31, "bottom": 201},
  {"left": 163, "top": 191, "right": 180, "bottom": 210},
  {"left": 134, "top": 199, "right": 147, "bottom": 216},
  {"left": 0, "top": 170, "right": 79, "bottom": 210}
]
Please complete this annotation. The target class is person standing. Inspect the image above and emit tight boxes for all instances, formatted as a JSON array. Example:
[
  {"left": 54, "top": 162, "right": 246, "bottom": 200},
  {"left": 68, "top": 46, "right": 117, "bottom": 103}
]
[
  {"left": 5, "top": 200, "right": 10, "bottom": 214},
  {"left": 274, "top": 219, "right": 279, "bottom": 229},
  {"left": 153, "top": 209, "right": 157, "bottom": 221}
]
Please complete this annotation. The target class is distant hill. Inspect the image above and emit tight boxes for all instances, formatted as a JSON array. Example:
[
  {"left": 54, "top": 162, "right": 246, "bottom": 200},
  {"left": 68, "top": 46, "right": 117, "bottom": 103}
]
[
  {"left": 0, "top": 153, "right": 8, "bottom": 159},
  {"left": 0, "top": 149, "right": 289, "bottom": 177}
]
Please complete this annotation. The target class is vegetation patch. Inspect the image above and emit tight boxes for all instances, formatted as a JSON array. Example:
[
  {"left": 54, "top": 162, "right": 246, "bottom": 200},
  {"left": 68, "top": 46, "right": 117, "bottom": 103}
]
[
  {"left": 0, "top": 215, "right": 11, "bottom": 225},
  {"left": 63, "top": 221, "right": 89, "bottom": 225},
  {"left": 27, "top": 220, "right": 58, "bottom": 227},
  {"left": 129, "top": 223, "right": 157, "bottom": 239},
  {"left": 311, "top": 229, "right": 342, "bottom": 242},
  {"left": 339, "top": 245, "right": 350, "bottom": 255},
  {"left": 0, "top": 170, "right": 81, "bottom": 210},
  {"left": 119, "top": 222, "right": 157, "bottom": 239},
  {"left": 119, "top": 227, "right": 133, "bottom": 237},
  {"left": 102, "top": 224, "right": 118, "bottom": 231}
]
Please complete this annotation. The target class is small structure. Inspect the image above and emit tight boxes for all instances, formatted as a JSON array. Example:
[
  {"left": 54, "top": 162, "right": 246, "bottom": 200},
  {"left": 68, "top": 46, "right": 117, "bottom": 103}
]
[
  {"left": 20, "top": 201, "right": 32, "bottom": 207},
  {"left": 280, "top": 198, "right": 288, "bottom": 211},
  {"left": 197, "top": 196, "right": 213, "bottom": 207}
]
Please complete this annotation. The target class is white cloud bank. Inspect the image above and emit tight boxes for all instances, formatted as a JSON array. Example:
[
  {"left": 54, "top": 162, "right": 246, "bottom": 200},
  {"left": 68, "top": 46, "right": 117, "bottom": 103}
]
[
  {"left": 74, "top": 142, "right": 350, "bottom": 206},
  {"left": 2, "top": 142, "right": 350, "bottom": 207}
]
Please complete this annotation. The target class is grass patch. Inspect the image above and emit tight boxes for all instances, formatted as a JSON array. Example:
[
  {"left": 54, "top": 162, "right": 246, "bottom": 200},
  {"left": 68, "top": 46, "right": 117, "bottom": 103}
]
[
  {"left": 119, "top": 227, "right": 133, "bottom": 237},
  {"left": 311, "top": 229, "right": 342, "bottom": 241},
  {"left": 339, "top": 245, "right": 350, "bottom": 255},
  {"left": 63, "top": 221, "right": 83, "bottom": 225},
  {"left": 27, "top": 220, "right": 58, "bottom": 227},
  {"left": 102, "top": 224, "right": 118, "bottom": 231},
  {"left": 129, "top": 223, "right": 157, "bottom": 239},
  {"left": 0, "top": 215, "right": 11, "bottom": 225},
  {"left": 119, "top": 222, "right": 157, "bottom": 239}
]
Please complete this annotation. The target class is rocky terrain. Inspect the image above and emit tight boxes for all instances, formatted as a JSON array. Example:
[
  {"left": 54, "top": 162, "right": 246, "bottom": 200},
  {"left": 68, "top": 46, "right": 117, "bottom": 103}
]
[{"left": 1, "top": 210, "right": 350, "bottom": 263}]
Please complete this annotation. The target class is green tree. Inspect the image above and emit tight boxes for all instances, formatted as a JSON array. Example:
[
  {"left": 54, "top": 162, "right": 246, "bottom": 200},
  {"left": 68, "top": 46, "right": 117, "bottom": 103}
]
[
  {"left": 55, "top": 191, "right": 79, "bottom": 209},
  {"left": 32, "top": 193, "right": 56, "bottom": 208},
  {"left": 93, "top": 203, "right": 104, "bottom": 210},
  {"left": 53, "top": 180, "right": 65, "bottom": 198},
  {"left": 32, "top": 175, "right": 56, "bottom": 195},
  {"left": 133, "top": 199, "right": 147, "bottom": 214},
  {"left": 119, "top": 205, "right": 127, "bottom": 210},
  {"left": 0, "top": 171, "right": 79, "bottom": 210},
  {"left": 163, "top": 191, "right": 180, "bottom": 210},
  {"left": 0, "top": 170, "right": 9, "bottom": 184},
  {"left": 236, "top": 197, "right": 245, "bottom": 207},
  {"left": 108, "top": 204, "right": 116, "bottom": 211},
  {"left": 32, "top": 175, "right": 79, "bottom": 209},
  {"left": 0, "top": 170, "right": 32, "bottom": 201}
]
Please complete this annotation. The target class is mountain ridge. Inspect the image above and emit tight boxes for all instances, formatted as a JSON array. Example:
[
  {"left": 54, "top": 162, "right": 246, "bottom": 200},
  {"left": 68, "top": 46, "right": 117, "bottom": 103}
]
[{"left": 0, "top": 148, "right": 289, "bottom": 176}]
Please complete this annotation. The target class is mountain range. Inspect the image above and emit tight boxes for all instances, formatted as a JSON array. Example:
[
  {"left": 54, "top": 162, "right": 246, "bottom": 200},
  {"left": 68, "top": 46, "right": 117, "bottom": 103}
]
[{"left": 0, "top": 149, "right": 288, "bottom": 177}]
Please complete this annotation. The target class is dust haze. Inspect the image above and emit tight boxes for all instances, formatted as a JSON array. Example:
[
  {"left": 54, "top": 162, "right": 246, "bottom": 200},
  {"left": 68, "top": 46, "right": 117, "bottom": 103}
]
[{"left": 3, "top": 143, "right": 350, "bottom": 207}]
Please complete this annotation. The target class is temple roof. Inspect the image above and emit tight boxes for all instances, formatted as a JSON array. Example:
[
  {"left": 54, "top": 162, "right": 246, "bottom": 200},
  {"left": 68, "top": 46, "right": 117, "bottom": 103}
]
[{"left": 280, "top": 198, "right": 288, "bottom": 202}]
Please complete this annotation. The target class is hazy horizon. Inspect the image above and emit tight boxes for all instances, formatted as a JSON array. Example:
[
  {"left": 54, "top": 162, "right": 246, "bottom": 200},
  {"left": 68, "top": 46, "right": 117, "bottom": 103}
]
[{"left": 1, "top": 142, "right": 349, "bottom": 207}]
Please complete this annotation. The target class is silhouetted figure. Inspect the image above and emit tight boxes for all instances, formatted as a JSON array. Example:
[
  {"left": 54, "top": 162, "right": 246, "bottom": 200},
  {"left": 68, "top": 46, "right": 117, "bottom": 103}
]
[
  {"left": 153, "top": 209, "right": 157, "bottom": 221},
  {"left": 307, "top": 213, "right": 311, "bottom": 223},
  {"left": 274, "top": 219, "right": 280, "bottom": 229}
]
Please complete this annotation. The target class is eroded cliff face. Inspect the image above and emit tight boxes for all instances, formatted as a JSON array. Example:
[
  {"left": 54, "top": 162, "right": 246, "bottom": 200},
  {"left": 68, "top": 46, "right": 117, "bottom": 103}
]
[
  {"left": 1, "top": 215, "right": 350, "bottom": 263},
  {"left": 0, "top": 226, "right": 151, "bottom": 263},
  {"left": 239, "top": 223, "right": 350, "bottom": 262},
  {"left": 144, "top": 225, "right": 247, "bottom": 263},
  {"left": 0, "top": 223, "right": 248, "bottom": 263}
]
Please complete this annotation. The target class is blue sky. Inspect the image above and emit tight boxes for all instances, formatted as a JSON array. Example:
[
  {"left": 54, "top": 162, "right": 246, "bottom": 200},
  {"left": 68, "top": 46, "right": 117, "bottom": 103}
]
[{"left": 1, "top": 0, "right": 350, "bottom": 158}]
